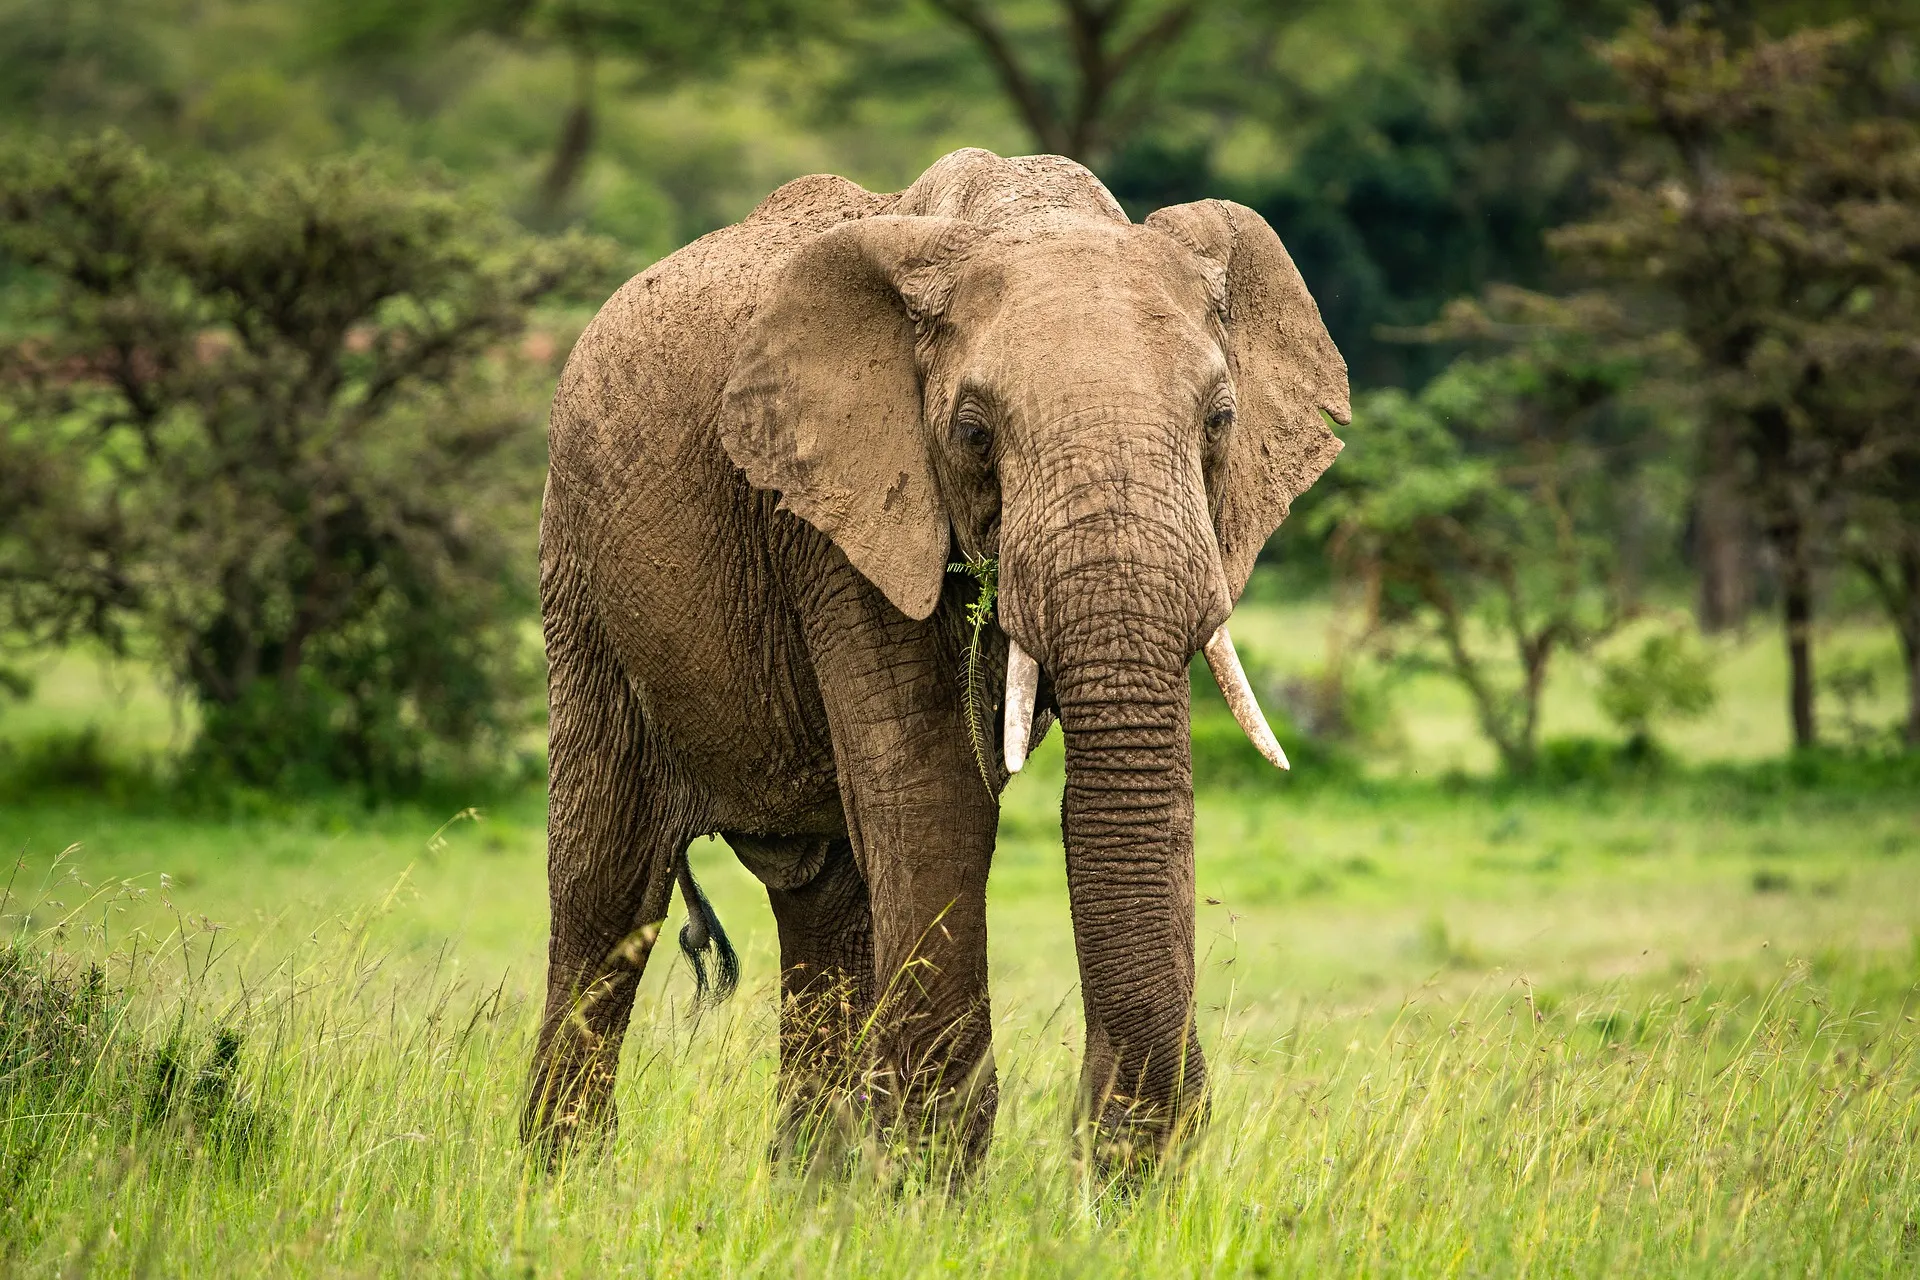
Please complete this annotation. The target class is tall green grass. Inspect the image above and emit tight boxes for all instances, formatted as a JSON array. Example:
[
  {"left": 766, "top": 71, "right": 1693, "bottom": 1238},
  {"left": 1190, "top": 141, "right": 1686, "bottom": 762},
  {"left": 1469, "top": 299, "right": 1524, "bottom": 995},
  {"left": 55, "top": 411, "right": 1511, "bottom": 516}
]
[{"left": 5, "top": 840, "right": 1916, "bottom": 1277}]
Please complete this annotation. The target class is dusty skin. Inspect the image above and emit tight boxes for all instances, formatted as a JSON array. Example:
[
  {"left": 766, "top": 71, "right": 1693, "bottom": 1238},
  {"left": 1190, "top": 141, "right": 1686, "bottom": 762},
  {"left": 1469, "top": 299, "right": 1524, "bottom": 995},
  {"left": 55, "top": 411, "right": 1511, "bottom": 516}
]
[{"left": 530, "top": 147, "right": 1349, "bottom": 1170}]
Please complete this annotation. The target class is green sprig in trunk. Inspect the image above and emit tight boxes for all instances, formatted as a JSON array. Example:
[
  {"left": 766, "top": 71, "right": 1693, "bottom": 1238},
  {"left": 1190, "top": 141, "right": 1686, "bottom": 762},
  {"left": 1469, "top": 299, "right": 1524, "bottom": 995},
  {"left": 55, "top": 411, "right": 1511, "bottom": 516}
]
[{"left": 949, "top": 555, "right": 1000, "bottom": 794}]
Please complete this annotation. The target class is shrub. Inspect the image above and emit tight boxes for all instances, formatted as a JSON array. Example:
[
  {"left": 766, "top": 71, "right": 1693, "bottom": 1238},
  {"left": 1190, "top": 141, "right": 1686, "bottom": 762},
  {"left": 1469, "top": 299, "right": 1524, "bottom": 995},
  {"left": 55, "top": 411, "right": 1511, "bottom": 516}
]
[
  {"left": 0, "top": 133, "right": 620, "bottom": 796},
  {"left": 1535, "top": 734, "right": 1669, "bottom": 786},
  {"left": 1596, "top": 627, "right": 1718, "bottom": 753},
  {"left": 0, "top": 945, "right": 268, "bottom": 1206},
  {"left": 0, "top": 726, "right": 160, "bottom": 803}
]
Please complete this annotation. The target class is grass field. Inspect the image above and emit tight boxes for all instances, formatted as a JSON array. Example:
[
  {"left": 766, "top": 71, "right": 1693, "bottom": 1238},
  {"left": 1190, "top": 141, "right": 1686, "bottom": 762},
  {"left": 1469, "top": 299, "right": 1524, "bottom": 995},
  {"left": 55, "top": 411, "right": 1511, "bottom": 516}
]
[{"left": 3, "top": 603, "right": 1918, "bottom": 1275}]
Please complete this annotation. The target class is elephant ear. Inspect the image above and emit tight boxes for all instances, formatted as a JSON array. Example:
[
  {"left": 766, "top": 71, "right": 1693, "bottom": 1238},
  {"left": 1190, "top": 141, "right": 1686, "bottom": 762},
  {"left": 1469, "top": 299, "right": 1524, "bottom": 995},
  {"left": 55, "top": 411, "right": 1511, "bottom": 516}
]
[
  {"left": 721, "top": 216, "right": 974, "bottom": 621},
  {"left": 1146, "top": 200, "right": 1351, "bottom": 598}
]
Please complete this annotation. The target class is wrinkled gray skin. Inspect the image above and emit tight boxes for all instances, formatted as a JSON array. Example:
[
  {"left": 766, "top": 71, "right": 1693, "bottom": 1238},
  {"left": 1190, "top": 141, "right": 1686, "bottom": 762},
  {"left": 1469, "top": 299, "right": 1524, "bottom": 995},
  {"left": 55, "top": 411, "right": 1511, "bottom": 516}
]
[{"left": 528, "top": 148, "right": 1348, "bottom": 1168}]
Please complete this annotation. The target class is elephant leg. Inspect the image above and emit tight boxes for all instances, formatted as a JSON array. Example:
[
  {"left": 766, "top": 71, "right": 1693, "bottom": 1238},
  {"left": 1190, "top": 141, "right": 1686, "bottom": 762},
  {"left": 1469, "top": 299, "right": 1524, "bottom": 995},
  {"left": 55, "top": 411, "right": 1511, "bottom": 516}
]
[
  {"left": 524, "top": 812, "right": 682, "bottom": 1154},
  {"left": 524, "top": 539, "right": 687, "bottom": 1152},
  {"left": 796, "top": 578, "right": 1001, "bottom": 1167},
  {"left": 738, "top": 835, "right": 875, "bottom": 1159},
  {"left": 859, "top": 815, "right": 997, "bottom": 1169}
]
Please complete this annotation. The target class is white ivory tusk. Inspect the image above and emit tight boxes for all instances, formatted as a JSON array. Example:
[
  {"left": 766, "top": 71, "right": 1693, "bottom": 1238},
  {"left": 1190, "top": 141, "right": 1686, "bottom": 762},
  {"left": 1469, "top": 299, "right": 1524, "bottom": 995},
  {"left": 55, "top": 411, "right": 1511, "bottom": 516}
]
[
  {"left": 1003, "top": 637, "right": 1040, "bottom": 774},
  {"left": 1203, "top": 625, "right": 1290, "bottom": 771}
]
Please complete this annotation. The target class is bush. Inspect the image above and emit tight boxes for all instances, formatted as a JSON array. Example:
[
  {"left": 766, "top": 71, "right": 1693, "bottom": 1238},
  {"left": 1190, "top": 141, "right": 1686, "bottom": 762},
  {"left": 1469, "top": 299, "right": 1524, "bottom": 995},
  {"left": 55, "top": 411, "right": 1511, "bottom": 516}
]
[
  {"left": 1534, "top": 734, "right": 1670, "bottom": 787},
  {"left": 0, "top": 726, "right": 156, "bottom": 801},
  {"left": 0, "top": 133, "right": 620, "bottom": 796},
  {"left": 1597, "top": 627, "right": 1717, "bottom": 752},
  {"left": 0, "top": 945, "right": 269, "bottom": 1204}
]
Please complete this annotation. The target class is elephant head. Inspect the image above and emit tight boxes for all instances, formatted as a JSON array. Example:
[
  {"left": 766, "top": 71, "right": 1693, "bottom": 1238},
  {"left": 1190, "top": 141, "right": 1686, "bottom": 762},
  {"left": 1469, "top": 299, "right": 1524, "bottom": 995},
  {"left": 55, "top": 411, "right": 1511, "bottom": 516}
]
[{"left": 721, "top": 158, "right": 1348, "bottom": 1144}]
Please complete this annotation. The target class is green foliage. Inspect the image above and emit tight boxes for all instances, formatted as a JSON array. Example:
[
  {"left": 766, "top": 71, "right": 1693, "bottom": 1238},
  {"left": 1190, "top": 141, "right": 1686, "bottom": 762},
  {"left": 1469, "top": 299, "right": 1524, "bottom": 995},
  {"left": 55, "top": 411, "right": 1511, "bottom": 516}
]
[
  {"left": 1530, "top": 733, "right": 1670, "bottom": 785},
  {"left": 0, "top": 0, "right": 179, "bottom": 131},
  {"left": 0, "top": 132, "right": 619, "bottom": 796},
  {"left": 1597, "top": 627, "right": 1718, "bottom": 749},
  {"left": 0, "top": 945, "right": 270, "bottom": 1216},
  {"left": 1316, "top": 308, "right": 1669, "bottom": 774},
  {"left": 0, "top": 727, "right": 159, "bottom": 804},
  {"left": 309, "top": 0, "right": 819, "bottom": 218},
  {"left": 1218, "top": 0, "right": 1640, "bottom": 388},
  {"left": 141, "top": 1025, "right": 270, "bottom": 1162},
  {"left": 1700, "top": 741, "right": 1920, "bottom": 794},
  {"left": 949, "top": 554, "right": 1001, "bottom": 793},
  {"left": 1555, "top": 11, "right": 1920, "bottom": 749},
  {"left": 903, "top": 0, "right": 1284, "bottom": 163}
]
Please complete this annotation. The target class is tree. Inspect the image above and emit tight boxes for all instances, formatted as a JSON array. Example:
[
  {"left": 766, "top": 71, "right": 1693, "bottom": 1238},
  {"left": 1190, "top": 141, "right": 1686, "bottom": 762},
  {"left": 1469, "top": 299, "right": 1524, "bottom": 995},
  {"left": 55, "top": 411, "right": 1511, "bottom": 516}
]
[
  {"left": 1235, "top": 0, "right": 1639, "bottom": 389},
  {"left": 1831, "top": 316, "right": 1920, "bottom": 746},
  {"left": 312, "top": 0, "right": 809, "bottom": 221},
  {"left": 0, "top": 132, "right": 618, "bottom": 793},
  {"left": 1554, "top": 12, "right": 1920, "bottom": 749},
  {"left": 0, "top": 0, "right": 179, "bottom": 135},
  {"left": 910, "top": 0, "right": 1198, "bottom": 163},
  {"left": 1317, "top": 297, "right": 1666, "bottom": 774}
]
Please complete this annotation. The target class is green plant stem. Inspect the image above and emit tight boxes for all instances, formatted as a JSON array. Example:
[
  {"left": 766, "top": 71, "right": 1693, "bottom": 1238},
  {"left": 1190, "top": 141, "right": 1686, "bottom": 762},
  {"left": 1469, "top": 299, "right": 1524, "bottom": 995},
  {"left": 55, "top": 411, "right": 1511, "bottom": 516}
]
[{"left": 950, "top": 555, "right": 1000, "bottom": 794}]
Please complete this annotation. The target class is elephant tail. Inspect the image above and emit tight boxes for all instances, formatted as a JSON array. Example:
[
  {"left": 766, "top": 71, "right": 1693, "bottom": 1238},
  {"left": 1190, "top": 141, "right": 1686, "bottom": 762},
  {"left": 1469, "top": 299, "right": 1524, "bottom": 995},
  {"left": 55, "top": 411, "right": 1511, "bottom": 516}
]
[{"left": 676, "top": 852, "right": 739, "bottom": 1005}]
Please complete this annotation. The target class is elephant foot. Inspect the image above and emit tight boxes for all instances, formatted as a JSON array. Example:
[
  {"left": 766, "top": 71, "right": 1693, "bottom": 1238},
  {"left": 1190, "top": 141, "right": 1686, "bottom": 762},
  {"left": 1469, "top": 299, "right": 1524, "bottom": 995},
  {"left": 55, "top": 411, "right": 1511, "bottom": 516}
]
[
  {"left": 1077, "top": 1085, "right": 1210, "bottom": 1185},
  {"left": 865, "top": 1054, "right": 998, "bottom": 1190},
  {"left": 768, "top": 1060, "right": 997, "bottom": 1192},
  {"left": 521, "top": 1039, "right": 622, "bottom": 1167}
]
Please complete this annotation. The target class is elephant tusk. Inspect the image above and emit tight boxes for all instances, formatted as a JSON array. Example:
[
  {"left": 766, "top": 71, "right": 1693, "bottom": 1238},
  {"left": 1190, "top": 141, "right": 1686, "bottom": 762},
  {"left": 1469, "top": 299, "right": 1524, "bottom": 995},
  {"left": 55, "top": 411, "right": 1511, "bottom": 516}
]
[
  {"left": 1003, "top": 637, "right": 1040, "bottom": 775},
  {"left": 1204, "top": 625, "right": 1290, "bottom": 771}
]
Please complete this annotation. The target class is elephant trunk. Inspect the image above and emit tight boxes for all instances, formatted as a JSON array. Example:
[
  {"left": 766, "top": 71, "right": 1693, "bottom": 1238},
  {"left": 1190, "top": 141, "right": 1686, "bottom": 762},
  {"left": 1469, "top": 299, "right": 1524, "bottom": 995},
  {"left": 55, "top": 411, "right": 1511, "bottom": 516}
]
[
  {"left": 999, "top": 498, "right": 1226, "bottom": 1157},
  {"left": 1051, "top": 616, "right": 1206, "bottom": 1150}
]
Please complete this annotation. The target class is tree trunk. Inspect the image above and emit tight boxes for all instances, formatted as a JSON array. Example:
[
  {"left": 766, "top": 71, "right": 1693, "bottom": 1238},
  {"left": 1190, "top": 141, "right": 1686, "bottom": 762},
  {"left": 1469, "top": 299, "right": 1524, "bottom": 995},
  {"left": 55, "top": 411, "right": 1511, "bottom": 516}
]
[
  {"left": 537, "top": 51, "right": 597, "bottom": 221},
  {"left": 1779, "top": 524, "right": 1817, "bottom": 750},
  {"left": 1693, "top": 440, "right": 1753, "bottom": 633}
]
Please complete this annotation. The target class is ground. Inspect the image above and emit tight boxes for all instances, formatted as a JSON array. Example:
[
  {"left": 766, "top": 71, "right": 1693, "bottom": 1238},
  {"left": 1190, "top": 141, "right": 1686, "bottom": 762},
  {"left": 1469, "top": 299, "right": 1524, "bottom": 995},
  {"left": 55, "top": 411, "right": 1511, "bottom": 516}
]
[{"left": 1, "top": 603, "right": 1916, "bottom": 1275}]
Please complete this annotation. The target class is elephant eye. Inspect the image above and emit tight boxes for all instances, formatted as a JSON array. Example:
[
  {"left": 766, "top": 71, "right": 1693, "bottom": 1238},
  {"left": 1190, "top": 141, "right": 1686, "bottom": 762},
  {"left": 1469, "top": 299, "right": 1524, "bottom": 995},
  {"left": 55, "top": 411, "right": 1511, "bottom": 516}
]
[
  {"left": 1204, "top": 403, "right": 1236, "bottom": 444},
  {"left": 952, "top": 403, "right": 994, "bottom": 460}
]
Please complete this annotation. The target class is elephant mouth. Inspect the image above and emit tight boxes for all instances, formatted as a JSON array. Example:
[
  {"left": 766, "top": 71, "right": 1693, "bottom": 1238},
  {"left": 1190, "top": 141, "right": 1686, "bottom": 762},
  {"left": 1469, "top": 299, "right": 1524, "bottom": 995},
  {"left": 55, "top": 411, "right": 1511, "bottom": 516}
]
[{"left": 1001, "top": 625, "right": 1287, "bottom": 775}]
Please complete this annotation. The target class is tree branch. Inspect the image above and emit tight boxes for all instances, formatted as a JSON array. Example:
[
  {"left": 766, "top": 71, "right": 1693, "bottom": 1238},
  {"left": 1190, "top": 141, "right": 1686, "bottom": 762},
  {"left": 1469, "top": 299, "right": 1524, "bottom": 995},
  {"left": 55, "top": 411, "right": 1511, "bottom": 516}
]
[{"left": 926, "top": 0, "right": 1067, "bottom": 153}]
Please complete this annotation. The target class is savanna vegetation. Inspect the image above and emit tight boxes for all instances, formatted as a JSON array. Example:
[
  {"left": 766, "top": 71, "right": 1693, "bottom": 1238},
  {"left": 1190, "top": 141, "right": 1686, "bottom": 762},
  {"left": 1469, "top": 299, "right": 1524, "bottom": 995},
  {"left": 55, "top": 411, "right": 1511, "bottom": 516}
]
[
  {"left": 3, "top": 0, "right": 1918, "bottom": 1275},
  {"left": 3, "top": 646, "right": 1917, "bottom": 1274}
]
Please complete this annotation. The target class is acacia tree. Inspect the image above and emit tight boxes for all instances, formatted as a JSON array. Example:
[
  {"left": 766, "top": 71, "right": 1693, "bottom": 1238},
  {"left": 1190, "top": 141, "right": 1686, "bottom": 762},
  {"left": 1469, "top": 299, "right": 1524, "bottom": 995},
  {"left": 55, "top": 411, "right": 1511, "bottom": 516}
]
[
  {"left": 0, "top": 132, "right": 617, "bottom": 793},
  {"left": 1553, "top": 12, "right": 1920, "bottom": 749},
  {"left": 1317, "top": 300, "right": 1665, "bottom": 774}
]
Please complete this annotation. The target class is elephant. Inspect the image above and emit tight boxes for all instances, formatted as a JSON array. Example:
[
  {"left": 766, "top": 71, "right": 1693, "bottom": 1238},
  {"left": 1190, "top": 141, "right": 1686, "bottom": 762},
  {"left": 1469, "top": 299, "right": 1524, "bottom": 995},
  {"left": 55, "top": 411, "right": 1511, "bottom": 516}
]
[{"left": 526, "top": 147, "right": 1349, "bottom": 1170}]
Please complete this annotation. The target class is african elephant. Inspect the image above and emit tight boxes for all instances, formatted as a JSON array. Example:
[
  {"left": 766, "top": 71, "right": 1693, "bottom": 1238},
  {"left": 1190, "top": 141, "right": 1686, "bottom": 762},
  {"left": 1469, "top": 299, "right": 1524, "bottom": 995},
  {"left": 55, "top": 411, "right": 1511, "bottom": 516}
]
[{"left": 526, "top": 148, "right": 1348, "bottom": 1169}]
